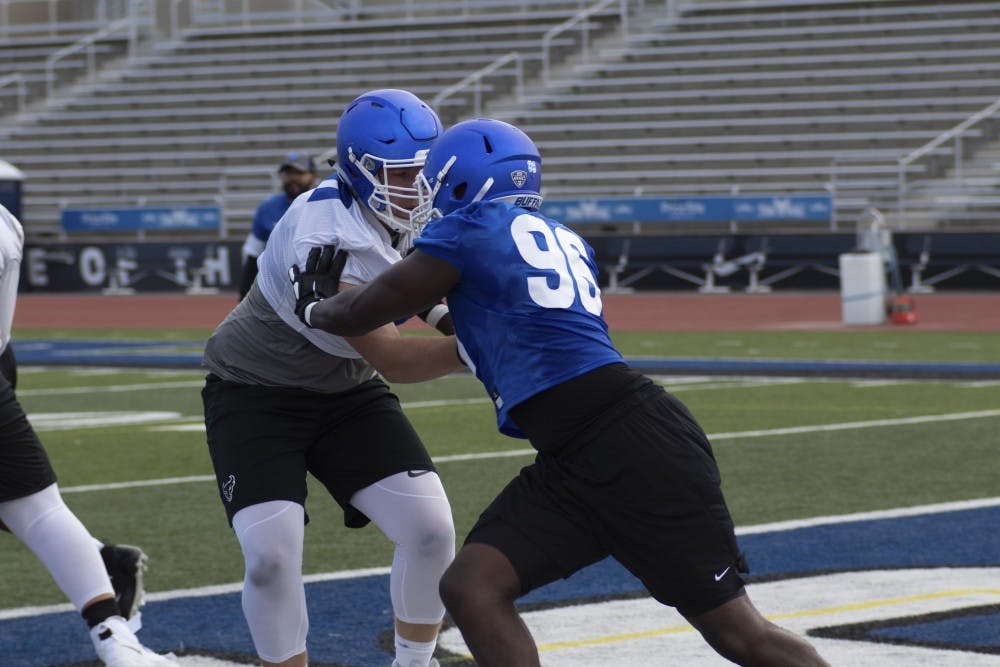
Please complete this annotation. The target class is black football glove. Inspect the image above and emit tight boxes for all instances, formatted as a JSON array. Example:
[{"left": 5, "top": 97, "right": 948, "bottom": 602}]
[{"left": 289, "top": 244, "right": 348, "bottom": 327}]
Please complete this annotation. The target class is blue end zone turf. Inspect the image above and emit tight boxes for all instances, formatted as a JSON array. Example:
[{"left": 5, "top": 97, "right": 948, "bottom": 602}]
[
  {"left": 870, "top": 608, "right": 1000, "bottom": 652},
  {"left": 12, "top": 340, "right": 206, "bottom": 368},
  {"left": 2, "top": 504, "right": 997, "bottom": 665}
]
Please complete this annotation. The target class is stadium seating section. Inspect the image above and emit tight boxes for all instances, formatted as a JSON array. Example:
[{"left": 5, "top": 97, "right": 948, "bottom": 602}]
[{"left": 1, "top": 0, "right": 999, "bottom": 290}]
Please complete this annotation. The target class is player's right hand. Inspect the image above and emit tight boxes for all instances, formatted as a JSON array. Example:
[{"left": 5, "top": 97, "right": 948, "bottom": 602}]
[{"left": 289, "top": 244, "right": 348, "bottom": 327}]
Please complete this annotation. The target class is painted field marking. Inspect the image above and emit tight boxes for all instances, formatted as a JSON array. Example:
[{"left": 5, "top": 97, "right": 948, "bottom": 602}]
[
  {"left": 0, "top": 565, "right": 394, "bottom": 621},
  {"left": 530, "top": 587, "right": 1000, "bottom": 653},
  {"left": 736, "top": 495, "right": 1000, "bottom": 535},
  {"left": 17, "top": 380, "right": 204, "bottom": 396},
  {"left": 709, "top": 408, "right": 1000, "bottom": 440},
  {"left": 3, "top": 499, "right": 997, "bottom": 621},
  {"left": 464, "top": 569, "right": 1000, "bottom": 666},
  {"left": 60, "top": 475, "right": 215, "bottom": 494},
  {"left": 30, "top": 411, "right": 182, "bottom": 431}
]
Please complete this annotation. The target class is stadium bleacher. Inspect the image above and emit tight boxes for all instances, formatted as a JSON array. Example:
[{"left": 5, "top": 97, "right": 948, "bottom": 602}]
[
  {"left": 490, "top": 0, "right": 1000, "bottom": 227},
  {"left": 0, "top": 0, "right": 622, "bottom": 237},
  {"left": 1, "top": 0, "right": 999, "bottom": 292}
]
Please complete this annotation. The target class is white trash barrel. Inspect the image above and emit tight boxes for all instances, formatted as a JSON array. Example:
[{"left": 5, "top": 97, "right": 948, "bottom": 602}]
[{"left": 839, "top": 252, "right": 886, "bottom": 325}]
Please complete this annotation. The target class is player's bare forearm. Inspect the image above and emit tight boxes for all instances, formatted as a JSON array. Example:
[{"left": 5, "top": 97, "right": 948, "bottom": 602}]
[
  {"left": 347, "top": 326, "right": 464, "bottom": 383},
  {"left": 309, "top": 250, "right": 459, "bottom": 336}
]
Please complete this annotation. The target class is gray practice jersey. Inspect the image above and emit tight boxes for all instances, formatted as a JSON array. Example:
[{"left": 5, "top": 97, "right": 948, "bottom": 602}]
[{"left": 203, "top": 176, "right": 413, "bottom": 392}]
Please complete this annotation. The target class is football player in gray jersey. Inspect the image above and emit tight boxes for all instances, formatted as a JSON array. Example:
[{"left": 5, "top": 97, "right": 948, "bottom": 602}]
[{"left": 201, "top": 90, "right": 461, "bottom": 667}]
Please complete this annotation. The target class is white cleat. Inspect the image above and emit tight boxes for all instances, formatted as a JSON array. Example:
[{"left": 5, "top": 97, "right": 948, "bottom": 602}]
[
  {"left": 391, "top": 660, "right": 440, "bottom": 667},
  {"left": 90, "top": 615, "right": 177, "bottom": 666}
]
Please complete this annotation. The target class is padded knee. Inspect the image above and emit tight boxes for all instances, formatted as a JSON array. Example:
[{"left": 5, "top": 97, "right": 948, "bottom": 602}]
[
  {"left": 352, "top": 471, "right": 456, "bottom": 624},
  {"left": 233, "top": 501, "right": 308, "bottom": 663}
]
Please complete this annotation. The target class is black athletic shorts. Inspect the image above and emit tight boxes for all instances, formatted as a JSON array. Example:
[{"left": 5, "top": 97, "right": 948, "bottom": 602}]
[
  {"left": 0, "top": 373, "right": 57, "bottom": 502},
  {"left": 202, "top": 374, "right": 435, "bottom": 528},
  {"left": 466, "top": 365, "right": 748, "bottom": 618}
]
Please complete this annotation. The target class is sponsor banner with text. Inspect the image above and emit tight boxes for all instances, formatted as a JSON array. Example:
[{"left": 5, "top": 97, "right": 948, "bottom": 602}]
[
  {"left": 540, "top": 195, "right": 832, "bottom": 225},
  {"left": 61, "top": 206, "right": 221, "bottom": 232}
]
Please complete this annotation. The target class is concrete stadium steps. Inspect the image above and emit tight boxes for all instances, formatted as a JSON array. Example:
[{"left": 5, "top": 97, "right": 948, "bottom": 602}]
[
  {"left": 0, "top": 37, "right": 130, "bottom": 110},
  {"left": 5, "top": 0, "right": 1000, "bottom": 235},
  {"left": 1, "top": 1, "right": 624, "bottom": 236},
  {"left": 486, "top": 0, "right": 1000, "bottom": 227},
  {"left": 884, "top": 138, "right": 1000, "bottom": 230},
  {"left": 511, "top": 97, "right": 1000, "bottom": 124}
]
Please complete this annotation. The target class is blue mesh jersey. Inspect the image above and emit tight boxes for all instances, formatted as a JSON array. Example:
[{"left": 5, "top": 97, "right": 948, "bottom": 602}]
[
  {"left": 252, "top": 192, "right": 292, "bottom": 243},
  {"left": 414, "top": 200, "right": 623, "bottom": 438}
]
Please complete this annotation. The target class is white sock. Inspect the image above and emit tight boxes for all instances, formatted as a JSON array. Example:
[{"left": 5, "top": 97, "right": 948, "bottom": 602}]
[{"left": 394, "top": 634, "right": 436, "bottom": 667}]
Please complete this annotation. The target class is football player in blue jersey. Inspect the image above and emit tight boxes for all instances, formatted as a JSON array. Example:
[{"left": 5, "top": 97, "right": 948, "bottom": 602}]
[
  {"left": 291, "top": 118, "right": 829, "bottom": 666},
  {"left": 238, "top": 152, "right": 320, "bottom": 299}
]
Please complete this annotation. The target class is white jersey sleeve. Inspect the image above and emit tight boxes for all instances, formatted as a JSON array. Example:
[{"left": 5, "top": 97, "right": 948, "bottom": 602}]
[
  {"left": 255, "top": 177, "right": 407, "bottom": 358},
  {"left": 0, "top": 204, "right": 24, "bottom": 354}
]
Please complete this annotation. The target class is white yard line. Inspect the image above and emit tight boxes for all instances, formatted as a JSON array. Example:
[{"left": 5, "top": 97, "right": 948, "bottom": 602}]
[
  {"left": 736, "top": 496, "right": 1000, "bottom": 535},
  {"left": 709, "top": 408, "right": 1000, "bottom": 440},
  {"left": 17, "top": 380, "right": 205, "bottom": 396},
  {"left": 61, "top": 475, "right": 216, "bottom": 494}
]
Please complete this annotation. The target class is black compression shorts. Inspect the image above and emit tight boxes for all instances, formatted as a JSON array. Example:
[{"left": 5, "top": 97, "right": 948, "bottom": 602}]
[
  {"left": 0, "top": 373, "right": 57, "bottom": 503},
  {"left": 202, "top": 375, "right": 435, "bottom": 527},
  {"left": 467, "top": 364, "right": 748, "bottom": 617}
]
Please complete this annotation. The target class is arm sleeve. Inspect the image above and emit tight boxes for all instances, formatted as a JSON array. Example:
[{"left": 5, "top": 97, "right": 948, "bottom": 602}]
[{"left": 0, "top": 255, "right": 19, "bottom": 354}]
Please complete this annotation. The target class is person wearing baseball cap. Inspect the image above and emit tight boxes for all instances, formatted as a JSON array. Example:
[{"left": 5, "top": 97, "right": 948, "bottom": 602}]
[{"left": 238, "top": 152, "right": 320, "bottom": 299}]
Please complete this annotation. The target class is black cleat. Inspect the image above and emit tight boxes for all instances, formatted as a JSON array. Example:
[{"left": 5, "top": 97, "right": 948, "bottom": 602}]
[{"left": 100, "top": 543, "right": 148, "bottom": 619}]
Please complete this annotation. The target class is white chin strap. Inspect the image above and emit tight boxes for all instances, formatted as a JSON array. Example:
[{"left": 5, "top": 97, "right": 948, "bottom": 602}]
[{"left": 470, "top": 177, "right": 494, "bottom": 204}]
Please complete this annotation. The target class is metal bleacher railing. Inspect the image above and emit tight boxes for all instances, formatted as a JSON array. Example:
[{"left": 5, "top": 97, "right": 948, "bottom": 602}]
[
  {"left": 896, "top": 95, "right": 1000, "bottom": 230},
  {"left": 0, "top": 0, "right": 121, "bottom": 39},
  {"left": 44, "top": 15, "right": 142, "bottom": 96},
  {"left": 0, "top": 0, "right": 154, "bottom": 113},
  {"left": 0, "top": 73, "right": 26, "bottom": 113},
  {"left": 431, "top": 0, "right": 650, "bottom": 116}
]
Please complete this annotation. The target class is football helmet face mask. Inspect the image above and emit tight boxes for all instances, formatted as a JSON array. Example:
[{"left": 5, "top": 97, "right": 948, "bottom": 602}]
[
  {"left": 335, "top": 89, "right": 443, "bottom": 234},
  {"left": 413, "top": 118, "right": 542, "bottom": 224}
]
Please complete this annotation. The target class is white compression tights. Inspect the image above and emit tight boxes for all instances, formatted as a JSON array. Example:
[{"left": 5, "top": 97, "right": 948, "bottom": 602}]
[
  {"left": 232, "top": 500, "right": 308, "bottom": 664},
  {"left": 0, "top": 483, "right": 113, "bottom": 611},
  {"left": 351, "top": 470, "right": 455, "bottom": 625},
  {"left": 232, "top": 472, "right": 454, "bottom": 662}
]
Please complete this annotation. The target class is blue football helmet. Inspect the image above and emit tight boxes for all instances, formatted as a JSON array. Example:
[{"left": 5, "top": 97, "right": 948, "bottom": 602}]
[
  {"left": 335, "top": 89, "right": 443, "bottom": 233},
  {"left": 413, "top": 118, "right": 542, "bottom": 223}
]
